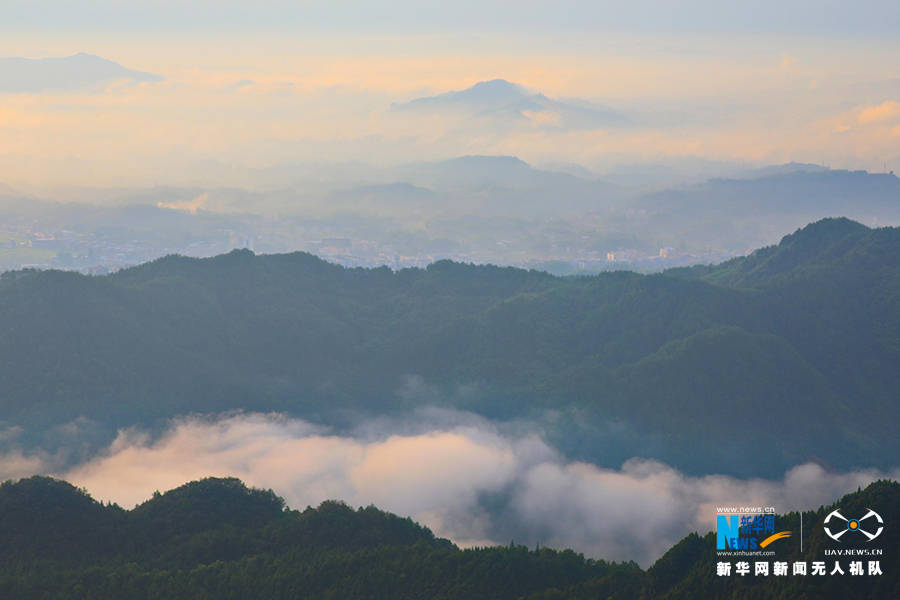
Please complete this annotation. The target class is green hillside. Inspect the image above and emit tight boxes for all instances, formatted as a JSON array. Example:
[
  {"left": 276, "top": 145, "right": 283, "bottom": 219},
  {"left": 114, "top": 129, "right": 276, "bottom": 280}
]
[{"left": 0, "top": 218, "right": 898, "bottom": 475}]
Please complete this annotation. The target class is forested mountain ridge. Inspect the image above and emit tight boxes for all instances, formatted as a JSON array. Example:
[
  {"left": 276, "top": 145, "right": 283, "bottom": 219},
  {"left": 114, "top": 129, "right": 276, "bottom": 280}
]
[
  {"left": 668, "top": 217, "right": 888, "bottom": 286},
  {"left": 0, "top": 476, "right": 896, "bottom": 599},
  {"left": 0, "top": 476, "right": 638, "bottom": 599},
  {"left": 0, "top": 218, "right": 898, "bottom": 475}
]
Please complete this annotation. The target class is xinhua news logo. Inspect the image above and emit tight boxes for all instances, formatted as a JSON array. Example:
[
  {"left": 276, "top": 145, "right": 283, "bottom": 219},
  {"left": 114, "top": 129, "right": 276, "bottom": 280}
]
[{"left": 716, "top": 511, "right": 791, "bottom": 551}]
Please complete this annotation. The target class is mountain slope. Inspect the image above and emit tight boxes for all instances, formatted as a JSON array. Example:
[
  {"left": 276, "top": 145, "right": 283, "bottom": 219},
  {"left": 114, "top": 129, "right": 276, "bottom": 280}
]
[
  {"left": 668, "top": 218, "right": 900, "bottom": 439},
  {"left": 671, "top": 217, "right": 884, "bottom": 286}
]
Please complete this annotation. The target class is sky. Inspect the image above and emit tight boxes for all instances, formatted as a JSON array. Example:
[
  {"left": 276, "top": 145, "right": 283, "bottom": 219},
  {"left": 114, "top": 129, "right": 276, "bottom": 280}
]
[
  {"left": 1, "top": 1, "right": 899, "bottom": 187},
  {"left": 3, "top": 1, "right": 900, "bottom": 35}
]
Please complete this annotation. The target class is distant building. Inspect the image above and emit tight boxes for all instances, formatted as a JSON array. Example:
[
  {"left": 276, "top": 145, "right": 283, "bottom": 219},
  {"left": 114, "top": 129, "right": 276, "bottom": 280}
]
[{"left": 322, "top": 238, "right": 352, "bottom": 252}]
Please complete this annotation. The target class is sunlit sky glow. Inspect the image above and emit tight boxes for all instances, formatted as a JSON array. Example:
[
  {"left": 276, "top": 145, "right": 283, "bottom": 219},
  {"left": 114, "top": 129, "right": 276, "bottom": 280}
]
[{"left": 1, "top": 1, "right": 899, "bottom": 188}]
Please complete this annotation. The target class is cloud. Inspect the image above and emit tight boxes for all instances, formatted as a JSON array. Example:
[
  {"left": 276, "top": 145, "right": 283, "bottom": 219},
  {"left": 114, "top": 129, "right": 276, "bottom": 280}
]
[
  {"left": 224, "top": 79, "right": 255, "bottom": 92},
  {"left": 0, "top": 449, "right": 51, "bottom": 481},
  {"left": 5, "top": 412, "right": 885, "bottom": 567},
  {"left": 858, "top": 100, "right": 900, "bottom": 124},
  {"left": 523, "top": 109, "right": 562, "bottom": 127},
  {"left": 509, "top": 458, "right": 899, "bottom": 564}
]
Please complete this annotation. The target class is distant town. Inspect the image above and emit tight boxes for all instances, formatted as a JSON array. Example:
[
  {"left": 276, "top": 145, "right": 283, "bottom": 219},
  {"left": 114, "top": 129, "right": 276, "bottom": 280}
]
[{"left": 0, "top": 215, "right": 739, "bottom": 277}]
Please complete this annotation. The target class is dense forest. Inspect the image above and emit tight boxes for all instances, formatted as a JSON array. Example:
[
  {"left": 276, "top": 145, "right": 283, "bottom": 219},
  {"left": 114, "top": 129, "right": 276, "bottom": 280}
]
[
  {"left": 0, "top": 476, "right": 895, "bottom": 599},
  {"left": 1, "top": 217, "right": 898, "bottom": 475}
]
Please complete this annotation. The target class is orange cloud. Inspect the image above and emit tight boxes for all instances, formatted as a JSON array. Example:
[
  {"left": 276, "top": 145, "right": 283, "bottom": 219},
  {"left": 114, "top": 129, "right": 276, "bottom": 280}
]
[
  {"left": 858, "top": 101, "right": 900, "bottom": 124},
  {"left": 157, "top": 192, "right": 208, "bottom": 214}
]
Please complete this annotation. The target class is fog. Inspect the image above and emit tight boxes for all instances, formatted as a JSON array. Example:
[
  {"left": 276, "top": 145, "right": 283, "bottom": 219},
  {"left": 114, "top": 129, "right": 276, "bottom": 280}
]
[{"left": 2, "top": 412, "right": 895, "bottom": 566}]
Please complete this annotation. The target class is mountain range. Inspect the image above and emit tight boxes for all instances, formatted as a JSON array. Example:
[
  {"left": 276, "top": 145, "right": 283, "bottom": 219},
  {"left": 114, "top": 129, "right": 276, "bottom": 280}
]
[
  {"left": 5, "top": 159, "right": 898, "bottom": 275},
  {"left": 0, "top": 217, "right": 897, "bottom": 476}
]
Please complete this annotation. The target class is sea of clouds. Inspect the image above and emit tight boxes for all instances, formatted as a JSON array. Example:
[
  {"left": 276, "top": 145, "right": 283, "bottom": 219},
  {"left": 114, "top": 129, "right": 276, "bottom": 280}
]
[{"left": 1, "top": 411, "right": 897, "bottom": 566}]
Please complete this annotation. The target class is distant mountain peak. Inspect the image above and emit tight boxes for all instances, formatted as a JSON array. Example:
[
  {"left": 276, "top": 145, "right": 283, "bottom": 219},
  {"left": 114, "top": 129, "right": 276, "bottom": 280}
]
[
  {"left": 391, "top": 79, "right": 626, "bottom": 129},
  {"left": 392, "top": 79, "right": 530, "bottom": 111},
  {"left": 464, "top": 78, "right": 527, "bottom": 96},
  {"left": 0, "top": 53, "right": 163, "bottom": 93},
  {"left": 471, "top": 78, "right": 519, "bottom": 89}
]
